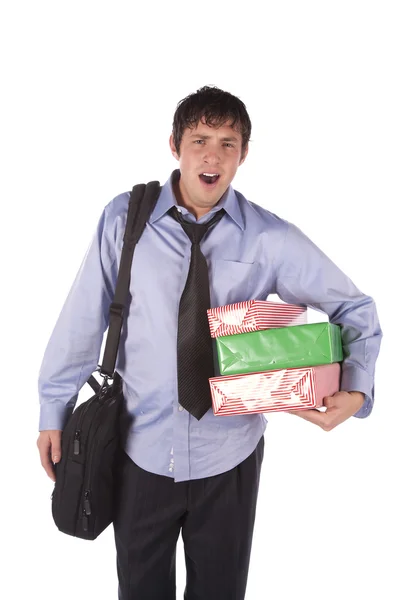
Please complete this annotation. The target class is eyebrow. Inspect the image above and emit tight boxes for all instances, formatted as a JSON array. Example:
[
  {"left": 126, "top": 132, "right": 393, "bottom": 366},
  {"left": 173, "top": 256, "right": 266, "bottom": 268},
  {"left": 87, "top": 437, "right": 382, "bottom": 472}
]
[{"left": 190, "top": 133, "right": 239, "bottom": 142}]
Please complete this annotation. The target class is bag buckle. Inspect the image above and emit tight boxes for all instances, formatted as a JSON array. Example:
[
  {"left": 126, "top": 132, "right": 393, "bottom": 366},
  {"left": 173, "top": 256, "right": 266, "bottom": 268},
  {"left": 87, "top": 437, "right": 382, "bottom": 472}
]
[{"left": 96, "top": 366, "right": 114, "bottom": 396}]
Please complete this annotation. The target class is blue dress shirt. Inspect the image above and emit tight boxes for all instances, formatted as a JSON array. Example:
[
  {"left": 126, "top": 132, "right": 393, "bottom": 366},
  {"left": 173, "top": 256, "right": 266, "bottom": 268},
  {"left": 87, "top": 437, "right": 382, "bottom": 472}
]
[{"left": 38, "top": 170, "right": 382, "bottom": 482}]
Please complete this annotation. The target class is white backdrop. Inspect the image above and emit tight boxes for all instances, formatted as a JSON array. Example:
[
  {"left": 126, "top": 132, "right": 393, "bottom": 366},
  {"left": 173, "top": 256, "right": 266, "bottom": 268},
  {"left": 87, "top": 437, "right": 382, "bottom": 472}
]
[{"left": 1, "top": 1, "right": 398, "bottom": 599}]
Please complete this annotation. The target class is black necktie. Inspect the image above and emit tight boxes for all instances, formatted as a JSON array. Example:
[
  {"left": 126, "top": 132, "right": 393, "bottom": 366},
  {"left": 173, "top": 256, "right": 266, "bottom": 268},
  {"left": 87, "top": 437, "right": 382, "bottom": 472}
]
[{"left": 170, "top": 206, "right": 225, "bottom": 420}]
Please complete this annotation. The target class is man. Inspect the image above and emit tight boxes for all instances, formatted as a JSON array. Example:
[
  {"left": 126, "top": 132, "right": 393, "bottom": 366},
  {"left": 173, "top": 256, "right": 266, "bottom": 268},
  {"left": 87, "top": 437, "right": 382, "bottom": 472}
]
[{"left": 37, "top": 85, "right": 382, "bottom": 599}]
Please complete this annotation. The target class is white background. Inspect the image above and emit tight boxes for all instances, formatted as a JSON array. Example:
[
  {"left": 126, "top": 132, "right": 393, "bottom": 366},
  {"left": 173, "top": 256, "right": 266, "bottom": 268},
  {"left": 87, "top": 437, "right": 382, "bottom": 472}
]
[{"left": 1, "top": 1, "right": 399, "bottom": 599}]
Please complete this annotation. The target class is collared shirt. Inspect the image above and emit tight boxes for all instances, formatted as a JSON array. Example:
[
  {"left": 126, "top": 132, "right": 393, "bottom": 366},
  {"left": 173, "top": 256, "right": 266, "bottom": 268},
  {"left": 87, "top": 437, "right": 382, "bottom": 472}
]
[{"left": 38, "top": 170, "right": 382, "bottom": 482}]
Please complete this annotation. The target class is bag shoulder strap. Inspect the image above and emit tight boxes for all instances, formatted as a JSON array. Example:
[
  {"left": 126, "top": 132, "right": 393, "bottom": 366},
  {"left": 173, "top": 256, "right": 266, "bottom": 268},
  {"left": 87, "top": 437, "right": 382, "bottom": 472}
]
[{"left": 98, "top": 180, "right": 161, "bottom": 378}]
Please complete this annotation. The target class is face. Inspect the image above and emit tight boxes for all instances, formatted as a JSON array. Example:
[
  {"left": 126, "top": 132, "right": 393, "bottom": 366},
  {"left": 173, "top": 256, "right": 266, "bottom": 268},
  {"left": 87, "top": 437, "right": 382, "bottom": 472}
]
[{"left": 169, "top": 119, "right": 248, "bottom": 219}]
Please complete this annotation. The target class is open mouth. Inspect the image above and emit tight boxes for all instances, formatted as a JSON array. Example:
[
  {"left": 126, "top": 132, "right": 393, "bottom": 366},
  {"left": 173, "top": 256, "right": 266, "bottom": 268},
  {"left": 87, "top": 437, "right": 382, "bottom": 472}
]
[{"left": 199, "top": 173, "right": 220, "bottom": 186}]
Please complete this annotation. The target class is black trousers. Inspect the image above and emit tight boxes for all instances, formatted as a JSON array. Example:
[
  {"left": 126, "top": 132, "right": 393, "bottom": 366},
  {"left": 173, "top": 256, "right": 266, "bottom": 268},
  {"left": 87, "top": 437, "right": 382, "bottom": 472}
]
[{"left": 113, "top": 435, "right": 264, "bottom": 600}]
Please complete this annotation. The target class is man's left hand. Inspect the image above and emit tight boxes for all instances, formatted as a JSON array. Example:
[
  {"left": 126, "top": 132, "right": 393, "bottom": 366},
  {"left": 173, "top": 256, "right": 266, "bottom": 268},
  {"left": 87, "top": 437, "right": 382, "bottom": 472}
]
[{"left": 286, "top": 391, "right": 365, "bottom": 431}]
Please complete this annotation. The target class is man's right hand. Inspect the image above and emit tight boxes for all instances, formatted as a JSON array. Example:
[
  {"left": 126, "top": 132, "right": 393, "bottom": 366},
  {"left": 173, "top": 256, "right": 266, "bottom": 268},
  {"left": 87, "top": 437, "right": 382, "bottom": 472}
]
[{"left": 37, "top": 430, "right": 62, "bottom": 482}]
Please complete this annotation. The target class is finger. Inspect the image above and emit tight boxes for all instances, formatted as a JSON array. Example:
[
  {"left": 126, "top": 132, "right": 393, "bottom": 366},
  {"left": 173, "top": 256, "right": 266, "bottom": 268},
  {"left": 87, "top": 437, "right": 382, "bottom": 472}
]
[
  {"left": 313, "top": 406, "right": 342, "bottom": 431},
  {"left": 40, "top": 447, "right": 57, "bottom": 482},
  {"left": 289, "top": 408, "right": 327, "bottom": 428},
  {"left": 38, "top": 435, "right": 61, "bottom": 482},
  {"left": 323, "top": 395, "right": 336, "bottom": 409},
  {"left": 50, "top": 438, "right": 62, "bottom": 465}
]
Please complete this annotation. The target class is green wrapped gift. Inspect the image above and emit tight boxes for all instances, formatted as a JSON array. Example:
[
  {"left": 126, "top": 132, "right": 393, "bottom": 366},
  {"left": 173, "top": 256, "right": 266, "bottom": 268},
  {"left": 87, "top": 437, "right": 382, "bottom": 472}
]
[{"left": 215, "top": 322, "right": 343, "bottom": 376}]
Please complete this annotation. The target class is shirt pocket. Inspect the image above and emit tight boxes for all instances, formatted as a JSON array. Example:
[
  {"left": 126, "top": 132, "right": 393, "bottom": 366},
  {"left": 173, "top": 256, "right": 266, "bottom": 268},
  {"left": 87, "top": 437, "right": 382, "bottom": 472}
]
[{"left": 210, "top": 259, "right": 260, "bottom": 307}]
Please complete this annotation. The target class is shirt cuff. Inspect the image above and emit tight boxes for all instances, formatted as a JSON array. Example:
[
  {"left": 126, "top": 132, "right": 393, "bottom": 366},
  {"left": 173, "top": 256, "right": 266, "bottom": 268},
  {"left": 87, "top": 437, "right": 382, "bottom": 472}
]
[
  {"left": 39, "top": 400, "right": 74, "bottom": 431},
  {"left": 340, "top": 365, "right": 374, "bottom": 419}
]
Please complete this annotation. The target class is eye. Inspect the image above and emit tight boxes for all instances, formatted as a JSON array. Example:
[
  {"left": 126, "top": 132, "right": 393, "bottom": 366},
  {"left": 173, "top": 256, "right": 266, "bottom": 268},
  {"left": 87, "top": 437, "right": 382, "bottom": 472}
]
[
  {"left": 194, "top": 139, "right": 205, "bottom": 144},
  {"left": 223, "top": 143, "right": 234, "bottom": 148}
]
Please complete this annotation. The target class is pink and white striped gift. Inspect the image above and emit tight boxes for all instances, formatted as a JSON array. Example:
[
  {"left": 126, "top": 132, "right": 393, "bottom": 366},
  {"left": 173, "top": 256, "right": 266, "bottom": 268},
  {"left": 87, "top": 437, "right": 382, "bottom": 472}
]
[
  {"left": 209, "top": 363, "right": 340, "bottom": 415},
  {"left": 207, "top": 300, "right": 307, "bottom": 338}
]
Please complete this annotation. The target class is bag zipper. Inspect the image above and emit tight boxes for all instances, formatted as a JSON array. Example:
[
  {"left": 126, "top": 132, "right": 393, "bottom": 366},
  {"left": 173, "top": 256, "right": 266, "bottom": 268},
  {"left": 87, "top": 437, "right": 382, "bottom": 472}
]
[
  {"left": 73, "top": 377, "right": 111, "bottom": 455},
  {"left": 80, "top": 423, "right": 101, "bottom": 533},
  {"left": 73, "top": 397, "right": 97, "bottom": 455},
  {"left": 79, "top": 393, "right": 118, "bottom": 533},
  {"left": 82, "top": 490, "right": 92, "bottom": 531}
]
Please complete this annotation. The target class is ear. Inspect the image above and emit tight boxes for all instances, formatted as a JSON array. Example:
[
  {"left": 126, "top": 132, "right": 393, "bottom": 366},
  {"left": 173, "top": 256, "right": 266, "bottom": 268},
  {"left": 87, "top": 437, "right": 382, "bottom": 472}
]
[
  {"left": 239, "top": 144, "right": 249, "bottom": 166},
  {"left": 169, "top": 134, "right": 180, "bottom": 161}
]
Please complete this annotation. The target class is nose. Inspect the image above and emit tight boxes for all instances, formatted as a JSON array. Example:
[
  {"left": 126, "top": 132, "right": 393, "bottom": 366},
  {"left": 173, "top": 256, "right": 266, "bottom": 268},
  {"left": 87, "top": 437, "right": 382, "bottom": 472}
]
[{"left": 203, "top": 146, "right": 221, "bottom": 166}]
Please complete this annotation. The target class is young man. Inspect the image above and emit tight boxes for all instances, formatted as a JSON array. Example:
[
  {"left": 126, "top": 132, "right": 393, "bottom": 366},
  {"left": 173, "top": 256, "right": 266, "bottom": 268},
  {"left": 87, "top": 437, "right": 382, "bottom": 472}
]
[{"left": 37, "top": 86, "right": 382, "bottom": 599}]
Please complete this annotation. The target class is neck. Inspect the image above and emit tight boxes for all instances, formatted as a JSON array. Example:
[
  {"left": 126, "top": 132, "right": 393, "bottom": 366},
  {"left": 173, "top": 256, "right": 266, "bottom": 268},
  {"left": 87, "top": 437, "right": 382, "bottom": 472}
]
[{"left": 173, "top": 175, "right": 222, "bottom": 220}]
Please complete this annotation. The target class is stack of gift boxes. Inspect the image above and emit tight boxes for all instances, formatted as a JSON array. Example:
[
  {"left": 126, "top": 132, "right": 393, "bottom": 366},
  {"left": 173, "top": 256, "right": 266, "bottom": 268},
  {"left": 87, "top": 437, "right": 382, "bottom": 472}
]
[{"left": 207, "top": 300, "right": 343, "bottom": 416}]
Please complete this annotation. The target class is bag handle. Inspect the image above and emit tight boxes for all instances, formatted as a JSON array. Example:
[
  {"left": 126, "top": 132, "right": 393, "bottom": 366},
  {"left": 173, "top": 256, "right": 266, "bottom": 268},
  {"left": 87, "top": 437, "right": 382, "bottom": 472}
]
[{"left": 96, "top": 180, "right": 161, "bottom": 383}]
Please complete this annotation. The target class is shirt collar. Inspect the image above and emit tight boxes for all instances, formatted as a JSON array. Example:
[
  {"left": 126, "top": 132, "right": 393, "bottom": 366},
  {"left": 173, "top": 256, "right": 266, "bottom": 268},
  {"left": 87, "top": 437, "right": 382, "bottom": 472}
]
[{"left": 149, "top": 169, "right": 244, "bottom": 230}]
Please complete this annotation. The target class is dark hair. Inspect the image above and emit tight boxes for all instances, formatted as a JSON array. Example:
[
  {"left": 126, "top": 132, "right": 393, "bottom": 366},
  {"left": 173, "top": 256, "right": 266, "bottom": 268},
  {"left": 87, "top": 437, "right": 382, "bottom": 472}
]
[{"left": 172, "top": 85, "right": 252, "bottom": 157}]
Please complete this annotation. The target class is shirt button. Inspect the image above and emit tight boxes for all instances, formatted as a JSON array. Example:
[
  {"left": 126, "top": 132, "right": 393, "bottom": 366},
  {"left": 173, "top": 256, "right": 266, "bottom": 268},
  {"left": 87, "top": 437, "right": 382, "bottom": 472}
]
[
  {"left": 178, "top": 404, "right": 184, "bottom": 412},
  {"left": 169, "top": 467, "right": 173, "bottom": 472}
]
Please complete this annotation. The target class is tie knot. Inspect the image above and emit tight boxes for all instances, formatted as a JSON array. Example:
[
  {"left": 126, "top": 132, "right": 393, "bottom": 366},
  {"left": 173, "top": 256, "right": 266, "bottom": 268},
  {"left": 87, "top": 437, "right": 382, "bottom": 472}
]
[{"left": 170, "top": 207, "right": 225, "bottom": 244}]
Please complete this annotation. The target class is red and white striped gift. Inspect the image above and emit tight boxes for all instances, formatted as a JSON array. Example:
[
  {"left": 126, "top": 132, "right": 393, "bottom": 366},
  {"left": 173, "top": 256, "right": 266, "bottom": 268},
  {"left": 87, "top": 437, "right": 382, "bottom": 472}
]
[
  {"left": 209, "top": 363, "right": 340, "bottom": 415},
  {"left": 207, "top": 300, "right": 307, "bottom": 338}
]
